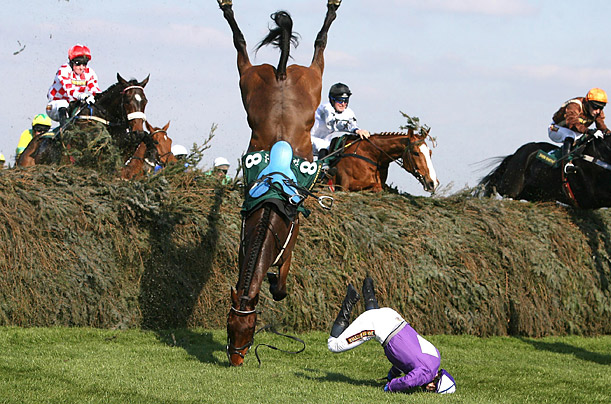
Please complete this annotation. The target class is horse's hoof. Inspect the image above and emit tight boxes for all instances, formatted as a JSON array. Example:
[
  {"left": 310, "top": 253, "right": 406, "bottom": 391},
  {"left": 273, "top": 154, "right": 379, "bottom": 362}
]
[
  {"left": 328, "top": 0, "right": 342, "bottom": 5},
  {"left": 217, "top": 0, "right": 232, "bottom": 7},
  {"left": 267, "top": 273, "right": 287, "bottom": 301}
]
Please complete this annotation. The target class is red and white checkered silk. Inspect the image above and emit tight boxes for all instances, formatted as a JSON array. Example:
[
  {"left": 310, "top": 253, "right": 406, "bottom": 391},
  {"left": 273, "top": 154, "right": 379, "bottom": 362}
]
[{"left": 47, "top": 64, "right": 101, "bottom": 102}]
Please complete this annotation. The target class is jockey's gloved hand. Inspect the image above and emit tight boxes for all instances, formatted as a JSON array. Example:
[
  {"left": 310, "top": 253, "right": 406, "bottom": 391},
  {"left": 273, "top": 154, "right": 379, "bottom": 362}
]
[
  {"left": 76, "top": 93, "right": 95, "bottom": 104},
  {"left": 604, "top": 129, "right": 611, "bottom": 137}
]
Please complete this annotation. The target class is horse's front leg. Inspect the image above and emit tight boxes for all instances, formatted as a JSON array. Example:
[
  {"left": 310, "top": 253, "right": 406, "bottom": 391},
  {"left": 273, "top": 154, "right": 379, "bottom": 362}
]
[
  {"left": 268, "top": 218, "right": 300, "bottom": 301},
  {"left": 217, "top": 0, "right": 252, "bottom": 73},
  {"left": 311, "top": 0, "right": 342, "bottom": 71}
]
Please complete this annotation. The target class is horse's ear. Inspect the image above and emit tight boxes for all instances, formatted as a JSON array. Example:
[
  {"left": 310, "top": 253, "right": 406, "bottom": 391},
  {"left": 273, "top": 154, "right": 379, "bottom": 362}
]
[
  {"left": 145, "top": 121, "right": 153, "bottom": 132},
  {"left": 230, "top": 287, "right": 239, "bottom": 306},
  {"left": 163, "top": 121, "right": 170, "bottom": 131},
  {"left": 139, "top": 74, "right": 150, "bottom": 88},
  {"left": 117, "top": 73, "right": 127, "bottom": 85}
]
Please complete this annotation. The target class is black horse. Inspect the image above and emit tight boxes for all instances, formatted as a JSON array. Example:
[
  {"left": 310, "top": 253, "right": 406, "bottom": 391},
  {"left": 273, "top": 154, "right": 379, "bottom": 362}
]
[
  {"left": 17, "top": 73, "right": 149, "bottom": 167},
  {"left": 479, "top": 132, "right": 611, "bottom": 208}
]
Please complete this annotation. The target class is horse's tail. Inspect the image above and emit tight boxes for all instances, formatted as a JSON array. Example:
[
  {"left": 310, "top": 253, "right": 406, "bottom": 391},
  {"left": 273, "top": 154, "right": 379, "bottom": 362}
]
[
  {"left": 477, "top": 156, "right": 511, "bottom": 196},
  {"left": 256, "top": 11, "right": 300, "bottom": 80}
]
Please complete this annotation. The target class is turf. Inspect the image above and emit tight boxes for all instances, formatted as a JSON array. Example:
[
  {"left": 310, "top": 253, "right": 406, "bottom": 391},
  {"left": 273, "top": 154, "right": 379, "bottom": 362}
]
[{"left": 0, "top": 327, "right": 609, "bottom": 403}]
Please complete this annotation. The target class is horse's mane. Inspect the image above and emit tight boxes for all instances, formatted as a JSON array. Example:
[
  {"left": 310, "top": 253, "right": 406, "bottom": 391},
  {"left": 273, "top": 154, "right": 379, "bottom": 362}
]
[
  {"left": 371, "top": 132, "right": 411, "bottom": 137},
  {"left": 96, "top": 79, "right": 139, "bottom": 103}
]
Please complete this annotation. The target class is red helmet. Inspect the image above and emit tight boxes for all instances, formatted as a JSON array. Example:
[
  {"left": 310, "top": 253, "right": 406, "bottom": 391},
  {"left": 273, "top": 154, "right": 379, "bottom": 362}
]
[{"left": 68, "top": 44, "right": 92, "bottom": 61}]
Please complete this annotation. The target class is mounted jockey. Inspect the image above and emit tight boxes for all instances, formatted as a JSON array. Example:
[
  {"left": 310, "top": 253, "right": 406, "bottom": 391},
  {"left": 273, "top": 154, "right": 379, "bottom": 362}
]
[
  {"left": 16, "top": 113, "right": 52, "bottom": 161},
  {"left": 328, "top": 277, "right": 456, "bottom": 394},
  {"left": 310, "top": 83, "right": 370, "bottom": 165},
  {"left": 549, "top": 88, "right": 610, "bottom": 173},
  {"left": 47, "top": 44, "right": 101, "bottom": 127}
]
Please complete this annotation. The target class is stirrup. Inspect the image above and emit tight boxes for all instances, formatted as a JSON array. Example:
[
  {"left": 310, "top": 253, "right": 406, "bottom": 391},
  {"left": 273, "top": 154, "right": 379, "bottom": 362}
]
[{"left": 564, "top": 162, "right": 576, "bottom": 174}]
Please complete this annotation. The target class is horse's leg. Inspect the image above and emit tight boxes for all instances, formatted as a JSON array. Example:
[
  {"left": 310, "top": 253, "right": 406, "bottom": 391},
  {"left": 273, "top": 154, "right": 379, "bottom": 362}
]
[
  {"left": 217, "top": 0, "right": 252, "bottom": 74},
  {"left": 310, "top": 0, "right": 342, "bottom": 71},
  {"left": 268, "top": 217, "right": 300, "bottom": 301}
]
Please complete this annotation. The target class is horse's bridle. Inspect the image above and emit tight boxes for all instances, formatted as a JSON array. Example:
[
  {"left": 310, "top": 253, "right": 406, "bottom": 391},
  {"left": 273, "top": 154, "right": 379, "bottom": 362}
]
[{"left": 226, "top": 305, "right": 257, "bottom": 361}]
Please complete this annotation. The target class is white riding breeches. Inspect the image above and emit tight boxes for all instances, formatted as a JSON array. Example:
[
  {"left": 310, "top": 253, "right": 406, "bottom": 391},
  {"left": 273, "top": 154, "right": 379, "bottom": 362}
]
[
  {"left": 46, "top": 100, "right": 69, "bottom": 122},
  {"left": 548, "top": 123, "right": 578, "bottom": 143}
]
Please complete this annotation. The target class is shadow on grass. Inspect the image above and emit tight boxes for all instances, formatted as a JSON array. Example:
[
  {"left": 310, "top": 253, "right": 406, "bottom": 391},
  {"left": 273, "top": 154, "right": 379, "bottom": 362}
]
[
  {"left": 520, "top": 338, "right": 611, "bottom": 365},
  {"left": 155, "top": 329, "right": 228, "bottom": 366},
  {"left": 294, "top": 368, "right": 382, "bottom": 388}
]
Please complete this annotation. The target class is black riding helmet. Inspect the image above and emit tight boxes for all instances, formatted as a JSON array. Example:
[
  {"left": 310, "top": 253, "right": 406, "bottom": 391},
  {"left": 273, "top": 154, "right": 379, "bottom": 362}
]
[{"left": 329, "top": 82, "right": 352, "bottom": 104}]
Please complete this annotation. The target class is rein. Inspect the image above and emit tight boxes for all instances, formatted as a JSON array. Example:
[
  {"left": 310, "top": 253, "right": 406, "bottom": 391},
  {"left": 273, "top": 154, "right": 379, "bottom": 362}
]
[{"left": 253, "top": 324, "right": 306, "bottom": 367}]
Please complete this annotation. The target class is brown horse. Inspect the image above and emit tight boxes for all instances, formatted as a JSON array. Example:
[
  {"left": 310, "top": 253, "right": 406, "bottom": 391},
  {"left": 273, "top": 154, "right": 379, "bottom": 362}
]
[
  {"left": 17, "top": 73, "right": 149, "bottom": 168},
  {"left": 121, "top": 121, "right": 176, "bottom": 180},
  {"left": 219, "top": 0, "right": 341, "bottom": 366},
  {"left": 330, "top": 129, "right": 439, "bottom": 192}
]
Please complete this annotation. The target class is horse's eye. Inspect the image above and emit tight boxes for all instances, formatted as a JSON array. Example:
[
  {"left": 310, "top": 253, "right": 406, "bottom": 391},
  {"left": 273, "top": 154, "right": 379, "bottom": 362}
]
[{"left": 412, "top": 151, "right": 420, "bottom": 156}]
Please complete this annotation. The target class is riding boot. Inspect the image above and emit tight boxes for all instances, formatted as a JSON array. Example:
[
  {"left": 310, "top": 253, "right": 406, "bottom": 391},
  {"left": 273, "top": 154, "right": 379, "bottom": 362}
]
[
  {"left": 330, "top": 284, "right": 360, "bottom": 337},
  {"left": 562, "top": 138, "right": 576, "bottom": 174},
  {"left": 318, "top": 148, "right": 330, "bottom": 170},
  {"left": 362, "top": 277, "right": 379, "bottom": 311},
  {"left": 58, "top": 107, "right": 68, "bottom": 128},
  {"left": 561, "top": 138, "right": 573, "bottom": 158}
]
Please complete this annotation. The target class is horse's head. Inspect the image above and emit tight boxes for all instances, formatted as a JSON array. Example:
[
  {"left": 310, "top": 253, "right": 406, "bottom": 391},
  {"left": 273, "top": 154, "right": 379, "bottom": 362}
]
[
  {"left": 144, "top": 121, "right": 176, "bottom": 165},
  {"left": 226, "top": 288, "right": 258, "bottom": 366},
  {"left": 402, "top": 128, "right": 439, "bottom": 192},
  {"left": 117, "top": 73, "right": 149, "bottom": 138}
]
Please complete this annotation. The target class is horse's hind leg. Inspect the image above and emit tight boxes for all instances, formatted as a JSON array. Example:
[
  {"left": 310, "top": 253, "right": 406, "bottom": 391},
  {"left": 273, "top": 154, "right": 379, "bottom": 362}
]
[
  {"left": 311, "top": 1, "right": 342, "bottom": 70},
  {"left": 268, "top": 218, "right": 300, "bottom": 301},
  {"left": 217, "top": 0, "right": 251, "bottom": 73}
]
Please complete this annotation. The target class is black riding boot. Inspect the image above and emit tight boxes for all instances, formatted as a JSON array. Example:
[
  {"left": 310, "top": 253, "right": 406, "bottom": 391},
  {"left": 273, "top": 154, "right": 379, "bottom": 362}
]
[
  {"left": 562, "top": 138, "right": 576, "bottom": 173},
  {"left": 561, "top": 138, "right": 573, "bottom": 158},
  {"left": 362, "top": 277, "right": 379, "bottom": 311},
  {"left": 330, "top": 284, "right": 360, "bottom": 337},
  {"left": 58, "top": 107, "right": 68, "bottom": 127}
]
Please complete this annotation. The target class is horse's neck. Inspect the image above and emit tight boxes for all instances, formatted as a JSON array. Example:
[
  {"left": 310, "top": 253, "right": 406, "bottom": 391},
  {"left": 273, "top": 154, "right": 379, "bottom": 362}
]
[{"left": 368, "top": 133, "right": 412, "bottom": 160}]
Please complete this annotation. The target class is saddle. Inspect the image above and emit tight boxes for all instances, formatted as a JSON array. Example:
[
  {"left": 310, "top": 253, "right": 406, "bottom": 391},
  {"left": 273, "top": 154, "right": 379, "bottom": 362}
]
[
  {"left": 242, "top": 141, "right": 330, "bottom": 217},
  {"left": 248, "top": 141, "right": 303, "bottom": 205}
]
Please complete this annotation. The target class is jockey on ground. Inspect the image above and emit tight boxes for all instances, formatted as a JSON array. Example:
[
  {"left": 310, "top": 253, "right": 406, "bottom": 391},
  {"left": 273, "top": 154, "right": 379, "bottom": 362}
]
[
  {"left": 310, "top": 83, "right": 370, "bottom": 168},
  {"left": 548, "top": 87, "right": 610, "bottom": 173},
  {"left": 47, "top": 44, "right": 101, "bottom": 127},
  {"left": 16, "top": 113, "right": 53, "bottom": 161}
]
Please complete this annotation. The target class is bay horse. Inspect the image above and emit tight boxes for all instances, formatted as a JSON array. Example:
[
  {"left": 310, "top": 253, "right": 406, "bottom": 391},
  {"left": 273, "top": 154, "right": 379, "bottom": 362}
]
[
  {"left": 17, "top": 73, "right": 149, "bottom": 168},
  {"left": 478, "top": 131, "right": 611, "bottom": 208},
  {"left": 218, "top": 0, "right": 342, "bottom": 366},
  {"left": 121, "top": 121, "right": 176, "bottom": 180},
  {"left": 329, "top": 129, "right": 439, "bottom": 192}
]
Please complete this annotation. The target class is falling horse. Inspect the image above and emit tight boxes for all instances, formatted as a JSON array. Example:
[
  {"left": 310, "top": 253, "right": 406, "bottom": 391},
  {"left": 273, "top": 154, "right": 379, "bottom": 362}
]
[
  {"left": 219, "top": 0, "right": 341, "bottom": 366},
  {"left": 329, "top": 129, "right": 439, "bottom": 192},
  {"left": 17, "top": 73, "right": 149, "bottom": 168},
  {"left": 121, "top": 121, "right": 176, "bottom": 180},
  {"left": 478, "top": 131, "right": 611, "bottom": 208}
]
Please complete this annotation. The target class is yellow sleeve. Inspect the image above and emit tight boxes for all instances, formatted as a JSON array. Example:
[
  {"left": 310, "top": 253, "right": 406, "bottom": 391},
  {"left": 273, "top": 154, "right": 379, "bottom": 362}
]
[{"left": 16, "top": 129, "right": 33, "bottom": 154}]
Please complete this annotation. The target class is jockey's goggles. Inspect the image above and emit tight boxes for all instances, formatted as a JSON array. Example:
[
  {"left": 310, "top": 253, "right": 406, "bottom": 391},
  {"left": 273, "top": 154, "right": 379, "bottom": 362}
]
[
  {"left": 33, "top": 124, "right": 50, "bottom": 133},
  {"left": 332, "top": 97, "right": 349, "bottom": 104},
  {"left": 71, "top": 58, "right": 88, "bottom": 66},
  {"left": 589, "top": 101, "right": 606, "bottom": 110}
]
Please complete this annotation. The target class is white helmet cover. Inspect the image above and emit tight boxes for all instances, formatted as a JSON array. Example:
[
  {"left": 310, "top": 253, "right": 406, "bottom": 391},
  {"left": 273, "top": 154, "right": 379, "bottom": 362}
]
[
  {"left": 171, "top": 145, "right": 188, "bottom": 156},
  {"left": 214, "top": 156, "right": 230, "bottom": 167},
  {"left": 436, "top": 369, "right": 456, "bottom": 394}
]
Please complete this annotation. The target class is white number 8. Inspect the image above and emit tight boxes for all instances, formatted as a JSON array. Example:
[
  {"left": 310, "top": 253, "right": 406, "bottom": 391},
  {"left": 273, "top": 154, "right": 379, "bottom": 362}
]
[
  {"left": 245, "top": 153, "right": 262, "bottom": 169},
  {"left": 300, "top": 161, "right": 318, "bottom": 175}
]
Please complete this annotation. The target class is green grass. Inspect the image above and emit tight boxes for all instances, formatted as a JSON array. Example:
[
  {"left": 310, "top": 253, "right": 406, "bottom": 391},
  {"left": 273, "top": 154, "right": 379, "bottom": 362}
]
[{"left": 0, "top": 327, "right": 609, "bottom": 403}]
